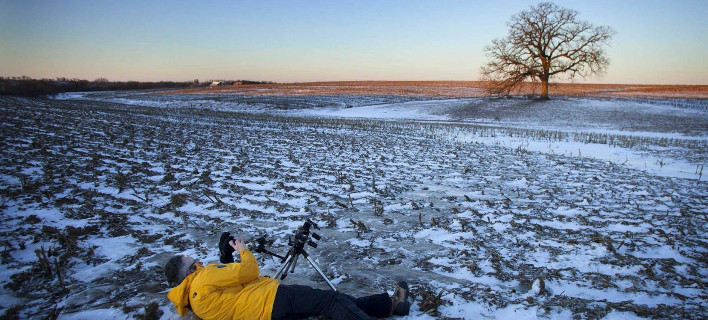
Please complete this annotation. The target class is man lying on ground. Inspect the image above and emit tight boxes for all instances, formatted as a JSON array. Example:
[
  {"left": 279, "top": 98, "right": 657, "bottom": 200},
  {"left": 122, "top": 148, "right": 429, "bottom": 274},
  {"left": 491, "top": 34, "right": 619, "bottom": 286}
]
[{"left": 165, "top": 232, "right": 411, "bottom": 320}]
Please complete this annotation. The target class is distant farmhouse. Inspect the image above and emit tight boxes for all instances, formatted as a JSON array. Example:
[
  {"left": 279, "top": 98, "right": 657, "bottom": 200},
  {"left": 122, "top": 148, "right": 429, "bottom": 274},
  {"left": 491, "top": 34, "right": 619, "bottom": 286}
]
[{"left": 209, "top": 81, "right": 243, "bottom": 87}]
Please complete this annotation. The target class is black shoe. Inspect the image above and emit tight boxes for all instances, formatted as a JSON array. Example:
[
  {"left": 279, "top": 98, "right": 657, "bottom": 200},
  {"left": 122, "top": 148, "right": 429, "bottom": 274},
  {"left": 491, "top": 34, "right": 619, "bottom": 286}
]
[
  {"left": 219, "top": 232, "right": 235, "bottom": 264},
  {"left": 392, "top": 281, "right": 410, "bottom": 316}
]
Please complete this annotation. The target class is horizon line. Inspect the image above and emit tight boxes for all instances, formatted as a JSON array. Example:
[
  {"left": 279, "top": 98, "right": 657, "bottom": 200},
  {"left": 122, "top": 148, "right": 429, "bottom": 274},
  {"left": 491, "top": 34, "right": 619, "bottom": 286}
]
[{"left": 3, "top": 76, "right": 707, "bottom": 87}]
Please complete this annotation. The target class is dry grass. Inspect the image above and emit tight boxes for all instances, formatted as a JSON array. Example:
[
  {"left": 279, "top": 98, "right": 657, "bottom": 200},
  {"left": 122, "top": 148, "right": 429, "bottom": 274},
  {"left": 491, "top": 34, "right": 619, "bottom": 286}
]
[{"left": 170, "top": 81, "right": 708, "bottom": 99}]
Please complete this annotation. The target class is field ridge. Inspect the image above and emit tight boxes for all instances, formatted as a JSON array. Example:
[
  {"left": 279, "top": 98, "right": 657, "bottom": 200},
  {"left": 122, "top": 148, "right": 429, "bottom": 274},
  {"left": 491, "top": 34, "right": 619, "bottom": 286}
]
[{"left": 172, "top": 81, "right": 708, "bottom": 99}]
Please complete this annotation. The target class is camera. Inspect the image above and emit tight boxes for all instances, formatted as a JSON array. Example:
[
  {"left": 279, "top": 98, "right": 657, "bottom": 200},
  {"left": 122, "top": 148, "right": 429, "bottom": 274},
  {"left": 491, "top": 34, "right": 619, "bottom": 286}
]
[{"left": 292, "top": 219, "right": 321, "bottom": 249}]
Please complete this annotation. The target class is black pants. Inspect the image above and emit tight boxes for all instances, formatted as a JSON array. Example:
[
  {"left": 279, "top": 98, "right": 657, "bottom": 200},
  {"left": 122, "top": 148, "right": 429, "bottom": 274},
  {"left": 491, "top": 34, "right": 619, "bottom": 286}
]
[{"left": 271, "top": 285, "right": 392, "bottom": 320}]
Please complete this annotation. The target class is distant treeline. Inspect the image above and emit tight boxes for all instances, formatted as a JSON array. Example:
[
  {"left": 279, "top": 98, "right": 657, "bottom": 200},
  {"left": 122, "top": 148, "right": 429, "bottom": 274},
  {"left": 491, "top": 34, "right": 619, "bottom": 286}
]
[
  {"left": 0, "top": 76, "right": 196, "bottom": 96},
  {"left": 0, "top": 77, "right": 277, "bottom": 97}
]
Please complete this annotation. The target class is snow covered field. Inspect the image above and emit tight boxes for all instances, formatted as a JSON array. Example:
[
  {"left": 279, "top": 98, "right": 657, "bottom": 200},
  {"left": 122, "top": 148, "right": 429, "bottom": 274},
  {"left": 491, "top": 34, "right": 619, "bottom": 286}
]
[{"left": 0, "top": 92, "right": 706, "bottom": 319}]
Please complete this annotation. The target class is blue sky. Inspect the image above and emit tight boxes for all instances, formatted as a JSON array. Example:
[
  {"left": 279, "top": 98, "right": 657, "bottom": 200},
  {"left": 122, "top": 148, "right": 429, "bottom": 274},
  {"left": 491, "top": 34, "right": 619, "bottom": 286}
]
[{"left": 1, "top": 0, "right": 707, "bottom": 84}]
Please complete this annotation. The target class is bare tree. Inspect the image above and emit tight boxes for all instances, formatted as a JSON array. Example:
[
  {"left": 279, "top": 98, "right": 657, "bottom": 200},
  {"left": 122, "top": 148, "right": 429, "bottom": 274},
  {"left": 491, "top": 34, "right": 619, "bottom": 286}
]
[{"left": 481, "top": 2, "right": 615, "bottom": 99}]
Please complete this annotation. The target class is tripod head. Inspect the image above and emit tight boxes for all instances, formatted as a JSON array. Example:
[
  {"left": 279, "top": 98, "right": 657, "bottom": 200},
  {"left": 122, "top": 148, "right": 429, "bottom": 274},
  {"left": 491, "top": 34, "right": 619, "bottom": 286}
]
[
  {"left": 291, "top": 218, "right": 321, "bottom": 250},
  {"left": 254, "top": 218, "right": 322, "bottom": 261}
]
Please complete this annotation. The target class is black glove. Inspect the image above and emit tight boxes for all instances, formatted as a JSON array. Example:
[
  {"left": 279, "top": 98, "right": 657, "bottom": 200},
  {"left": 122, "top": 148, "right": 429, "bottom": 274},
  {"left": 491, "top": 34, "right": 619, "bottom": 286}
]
[{"left": 219, "top": 232, "right": 235, "bottom": 263}]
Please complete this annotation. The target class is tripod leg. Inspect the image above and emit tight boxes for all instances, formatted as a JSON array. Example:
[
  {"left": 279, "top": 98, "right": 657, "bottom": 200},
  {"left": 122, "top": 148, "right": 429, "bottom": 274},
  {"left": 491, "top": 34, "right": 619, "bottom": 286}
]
[
  {"left": 274, "top": 253, "right": 294, "bottom": 280},
  {"left": 304, "top": 255, "right": 337, "bottom": 291},
  {"left": 289, "top": 254, "right": 299, "bottom": 274}
]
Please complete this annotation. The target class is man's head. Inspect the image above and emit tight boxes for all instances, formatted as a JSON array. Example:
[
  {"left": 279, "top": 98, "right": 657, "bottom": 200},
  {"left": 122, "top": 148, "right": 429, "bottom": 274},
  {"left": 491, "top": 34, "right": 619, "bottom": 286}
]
[{"left": 165, "top": 255, "right": 202, "bottom": 285}]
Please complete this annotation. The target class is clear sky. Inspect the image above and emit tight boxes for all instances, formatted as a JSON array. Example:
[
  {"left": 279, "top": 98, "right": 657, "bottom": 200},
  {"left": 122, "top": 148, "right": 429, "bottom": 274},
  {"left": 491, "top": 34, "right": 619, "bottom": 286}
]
[{"left": 1, "top": 0, "right": 707, "bottom": 84}]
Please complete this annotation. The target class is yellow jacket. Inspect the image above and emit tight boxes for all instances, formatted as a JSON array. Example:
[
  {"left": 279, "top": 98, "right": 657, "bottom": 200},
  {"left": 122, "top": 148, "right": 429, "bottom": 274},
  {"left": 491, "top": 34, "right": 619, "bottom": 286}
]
[{"left": 167, "top": 249, "right": 280, "bottom": 320}]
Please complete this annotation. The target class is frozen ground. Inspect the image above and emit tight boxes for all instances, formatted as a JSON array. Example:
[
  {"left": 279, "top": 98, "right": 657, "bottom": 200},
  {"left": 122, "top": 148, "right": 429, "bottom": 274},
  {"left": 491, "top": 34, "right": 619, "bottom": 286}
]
[{"left": 0, "top": 92, "right": 706, "bottom": 319}]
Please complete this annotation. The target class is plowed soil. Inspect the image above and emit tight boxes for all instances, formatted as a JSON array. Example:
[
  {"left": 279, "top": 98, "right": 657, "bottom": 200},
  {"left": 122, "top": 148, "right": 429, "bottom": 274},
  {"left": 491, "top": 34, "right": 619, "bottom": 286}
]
[{"left": 173, "top": 81, "right": 708, "bottom": 99}]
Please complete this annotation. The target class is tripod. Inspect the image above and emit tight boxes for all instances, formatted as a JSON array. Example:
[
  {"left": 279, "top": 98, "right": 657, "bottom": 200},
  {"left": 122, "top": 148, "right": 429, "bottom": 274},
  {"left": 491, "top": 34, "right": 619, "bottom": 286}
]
[{"left": 256, "top": 219, "right": 337, "bottom": 291}]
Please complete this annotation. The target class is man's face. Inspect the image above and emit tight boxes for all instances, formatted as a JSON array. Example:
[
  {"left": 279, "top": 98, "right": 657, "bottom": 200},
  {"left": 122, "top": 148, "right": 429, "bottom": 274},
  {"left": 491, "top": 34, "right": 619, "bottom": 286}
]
[{"left": 182, "top": 256, "right": 203, "bottom": 275}]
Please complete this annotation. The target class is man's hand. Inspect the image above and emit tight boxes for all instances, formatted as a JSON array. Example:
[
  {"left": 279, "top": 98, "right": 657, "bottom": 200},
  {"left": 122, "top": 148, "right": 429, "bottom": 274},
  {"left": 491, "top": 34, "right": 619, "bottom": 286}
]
[{"left": 229, "top": 238, "right": 247, "bottom": 253}]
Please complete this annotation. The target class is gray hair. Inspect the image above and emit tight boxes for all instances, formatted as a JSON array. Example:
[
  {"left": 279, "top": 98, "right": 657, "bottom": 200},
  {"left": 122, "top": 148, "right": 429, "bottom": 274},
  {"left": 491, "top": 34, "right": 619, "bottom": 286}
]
[{"left": 164, "top": 255, "right": 190, "bottom": 285}]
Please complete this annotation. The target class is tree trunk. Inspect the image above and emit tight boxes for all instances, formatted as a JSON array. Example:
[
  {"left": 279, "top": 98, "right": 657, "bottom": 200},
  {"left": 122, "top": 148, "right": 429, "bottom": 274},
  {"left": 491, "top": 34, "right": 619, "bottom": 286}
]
[{"left": 540, "top": 79, "right": 549, "bottom": 100}]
